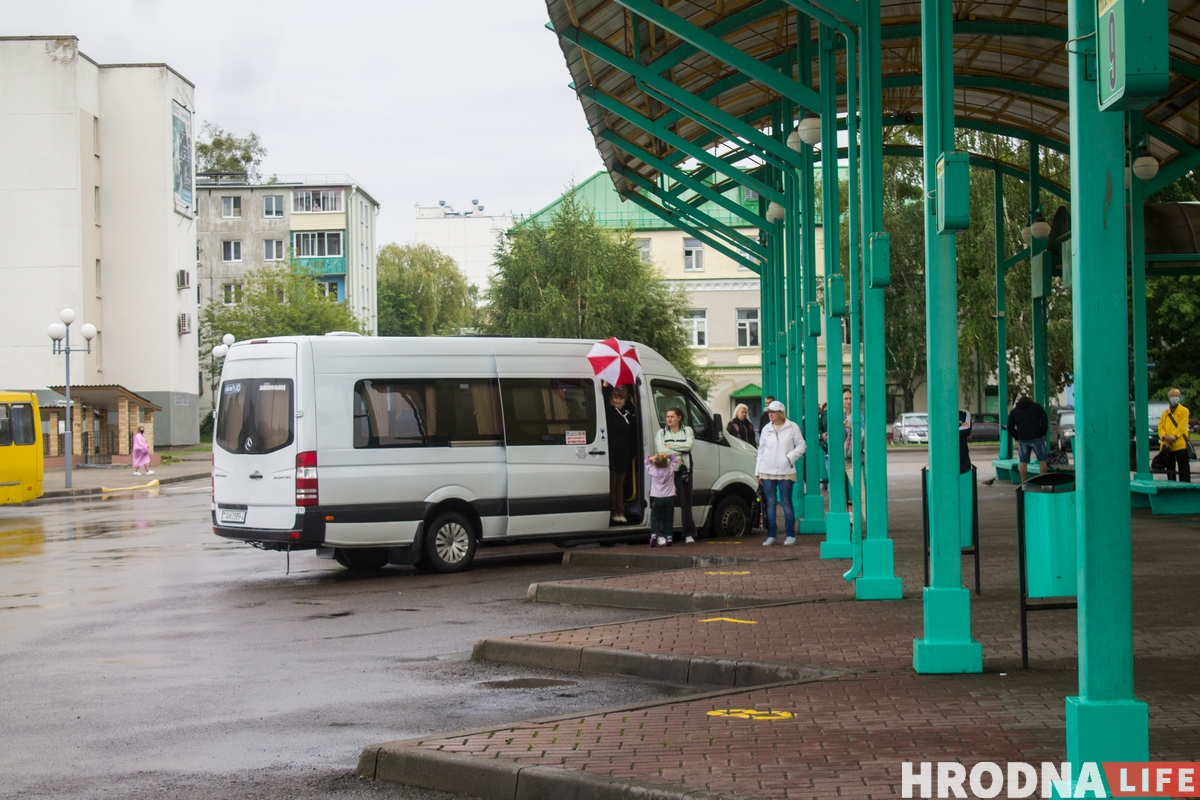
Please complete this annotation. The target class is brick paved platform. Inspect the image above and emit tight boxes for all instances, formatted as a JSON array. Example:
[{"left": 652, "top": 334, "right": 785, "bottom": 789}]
[{"left": 363, "top": 465, "right": 1200, "bottom": 799}]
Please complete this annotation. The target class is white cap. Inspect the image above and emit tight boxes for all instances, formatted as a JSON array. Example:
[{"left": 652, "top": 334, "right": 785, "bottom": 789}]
[{"left": 767, "top": 400, "right": 785, "bottom": 412}]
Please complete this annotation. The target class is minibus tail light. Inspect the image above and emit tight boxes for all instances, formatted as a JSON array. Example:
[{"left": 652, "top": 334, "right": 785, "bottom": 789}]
[{"left": 296, "top": 451, "right": 318, "bottom": 506}]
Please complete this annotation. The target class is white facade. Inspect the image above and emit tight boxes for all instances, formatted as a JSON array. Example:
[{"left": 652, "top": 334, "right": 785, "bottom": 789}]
[
  {"left": 413, "top": 201, "right": 514, "bottom": 290},
  {"left": 0, "top": 36, "right": 199, "bottom": 444}
]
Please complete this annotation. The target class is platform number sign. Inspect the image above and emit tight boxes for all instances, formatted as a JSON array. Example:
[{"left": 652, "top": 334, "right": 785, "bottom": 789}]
[{"left": 1096, "top": 0, "right": 1168, "bottom": 111}]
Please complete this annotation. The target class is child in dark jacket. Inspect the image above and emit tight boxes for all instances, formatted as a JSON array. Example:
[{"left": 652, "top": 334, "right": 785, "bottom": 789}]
[{"left": 647, "top": 452, "right": 678, "bottom": 547}]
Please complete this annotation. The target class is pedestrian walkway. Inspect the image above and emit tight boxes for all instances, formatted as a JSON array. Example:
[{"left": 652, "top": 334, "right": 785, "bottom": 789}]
[
  {"left": 361, "top": 473, "right": 1200, "bottom": 799},
  {"left": 40, "top": 450, "right": 210, "bottom": 498}
]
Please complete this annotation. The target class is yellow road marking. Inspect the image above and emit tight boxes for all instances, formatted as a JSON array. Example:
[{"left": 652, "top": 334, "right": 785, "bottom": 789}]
[
  {"left": 707, "top": 709, "right": 794, "bottom": 720},
  {"left": 100, "top": 479, "right": 160, "bottom": 493},
  {"left": 704, "top": 570, "right": 751, "bottom": 575},
  {"left": 698, "top": 617, "right": 758, "bottom": 624}
]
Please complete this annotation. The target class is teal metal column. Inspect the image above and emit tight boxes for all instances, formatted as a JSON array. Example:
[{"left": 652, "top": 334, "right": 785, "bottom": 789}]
[
  {"left": 798, "top": 13, "right": 825, "bottom": 534},
  {"left": 1129, "top": 114, "right": 1151, "bottom": 481},
  {"left": 994, "top": 169, "right": 1012, "bottom": 460},
  {"left": 1064, "top": 0, "right": 1149, "bottom": 762},
  {"left": 786, "top": 171, "right": 804, "bottom": 425},
  {"left": 1029, "top": 146, "right": 1050, "bottom": 415},
  {"left": 855, "top": 0, "right": 902, "bottom": 598},
  {"left": 912, "top": 0, "right": 982, "bottom": 674},
  {"left": 820, "top": 23, "right": 851, "bottom": 557}
]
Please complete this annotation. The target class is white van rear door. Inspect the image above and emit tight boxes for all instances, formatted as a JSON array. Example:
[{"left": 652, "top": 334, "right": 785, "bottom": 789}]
[
  {"left": 500, "top": 376, "right": 609, "bottom": 536},
  {"left": 213, "top": 342, "right": 298, "bottom": 530}
]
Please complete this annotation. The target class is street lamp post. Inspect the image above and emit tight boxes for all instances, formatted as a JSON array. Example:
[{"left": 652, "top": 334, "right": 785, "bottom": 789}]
[
  {"left": 209, "top": 334, "right": 235, "bottom": 430},
  {"left": 47, "top": 308, "right": 96, "bottom": 490}
]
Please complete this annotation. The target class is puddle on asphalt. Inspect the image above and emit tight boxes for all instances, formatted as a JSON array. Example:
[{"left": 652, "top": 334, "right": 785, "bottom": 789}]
[{"left": 478, "top": 678, "right": 579, "bottom": 690}]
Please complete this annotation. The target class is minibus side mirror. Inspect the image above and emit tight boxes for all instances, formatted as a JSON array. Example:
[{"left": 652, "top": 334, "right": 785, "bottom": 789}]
[{"left": 712, "top": 413, "right": 723, "bottom": 442}]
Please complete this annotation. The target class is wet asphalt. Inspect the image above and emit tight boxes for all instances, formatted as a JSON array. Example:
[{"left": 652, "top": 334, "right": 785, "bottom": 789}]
[{"left": 0, "top": 483, "right": 698, "bottom": 799}]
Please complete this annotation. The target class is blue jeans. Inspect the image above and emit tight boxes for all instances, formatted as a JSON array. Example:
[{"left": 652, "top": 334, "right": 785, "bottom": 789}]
[
  {"left": 1018, "top": 438, "right": 1048, "bottom": 464},
  {"left": 760, "top": 478, "right": 795, "bottom": 539}
]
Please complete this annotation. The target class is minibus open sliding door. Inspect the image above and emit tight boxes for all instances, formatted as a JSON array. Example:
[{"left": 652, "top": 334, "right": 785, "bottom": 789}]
[{"left": 499, "top": 374, "right": 610, "bottom": 537}]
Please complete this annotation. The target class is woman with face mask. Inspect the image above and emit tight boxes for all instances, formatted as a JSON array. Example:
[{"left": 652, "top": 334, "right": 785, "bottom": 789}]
[{"left": 1158, "top": 388, "right": 1191, "bottom": 482}]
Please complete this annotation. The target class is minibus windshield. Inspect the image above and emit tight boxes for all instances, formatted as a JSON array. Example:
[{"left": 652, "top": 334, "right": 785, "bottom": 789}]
[{"left": 216, "top": 379, "right": 294, "bottom": 454}]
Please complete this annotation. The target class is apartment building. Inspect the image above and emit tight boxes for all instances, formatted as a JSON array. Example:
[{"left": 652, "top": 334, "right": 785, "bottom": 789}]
[
  {"left": 413, "top": 200, "right": 515, "bottom": 290},
  {"left": 0, "top": 36, "right": 200, "bottom": 445}
]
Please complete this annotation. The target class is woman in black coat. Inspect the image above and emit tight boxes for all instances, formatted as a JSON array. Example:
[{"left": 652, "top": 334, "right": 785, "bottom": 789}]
[
  {"left": 604, "top": 385, "right": 638, "bottom": 523},
  {"left": 727, "top": 403, "right": 756, "bottom": 445}
]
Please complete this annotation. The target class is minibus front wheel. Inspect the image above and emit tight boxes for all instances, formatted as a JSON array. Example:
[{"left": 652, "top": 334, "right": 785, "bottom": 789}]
[{"left": 425, "top": 511, "right": 477, "bottom": 573}]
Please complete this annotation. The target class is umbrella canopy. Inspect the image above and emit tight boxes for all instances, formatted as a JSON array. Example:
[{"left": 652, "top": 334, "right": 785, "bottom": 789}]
[{"left": 587, "top": 337, "right": 642, "bottom": 386}]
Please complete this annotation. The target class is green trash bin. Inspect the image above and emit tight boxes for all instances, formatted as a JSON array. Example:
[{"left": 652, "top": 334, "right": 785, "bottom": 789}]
[{"left": 1020, "top": 472, "right": 1077, "bottom": 599}]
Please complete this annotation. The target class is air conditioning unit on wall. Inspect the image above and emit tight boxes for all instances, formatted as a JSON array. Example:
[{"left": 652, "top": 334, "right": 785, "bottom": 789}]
[
  {"left": 177, "top": 269, "right": 191, "bottom": 289},
  {"left": 178, "top": 313, "right": 192, "bottom": 335}
]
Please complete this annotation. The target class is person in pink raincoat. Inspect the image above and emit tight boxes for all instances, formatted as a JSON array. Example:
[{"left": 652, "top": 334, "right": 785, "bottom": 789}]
[{"left": 132, "top": 426, "right": 153, "bottom": 476}]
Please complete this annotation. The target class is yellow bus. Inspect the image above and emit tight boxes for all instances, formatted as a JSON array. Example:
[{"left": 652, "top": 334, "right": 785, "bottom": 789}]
[{"left": 0, "top": 391, "right": 43, "bottom": 505}]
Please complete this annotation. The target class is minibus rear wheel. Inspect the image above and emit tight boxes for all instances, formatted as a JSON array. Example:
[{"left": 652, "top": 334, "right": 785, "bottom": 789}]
[
  {"left": 334, "top": 547, "right": 390, "bottom": 572},
  {"left": 712, "top": 495, "right": 750, "bottom": 538},
  {"left": 425, "top": 512, "right": 477, "bottom": 573}
]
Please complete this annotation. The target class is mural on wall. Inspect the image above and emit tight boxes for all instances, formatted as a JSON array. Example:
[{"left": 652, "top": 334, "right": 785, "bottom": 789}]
[{"left": 172, "top": 101, "right": 193, "bottom": 217}]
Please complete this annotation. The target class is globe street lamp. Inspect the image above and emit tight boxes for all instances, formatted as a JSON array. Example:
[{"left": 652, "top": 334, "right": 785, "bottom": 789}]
[
  {"left": 48, "top": 308, "right": 95, "bottom": 489},
  {"left": 209, "top": 334, "right": 235, "bottom": 413}
]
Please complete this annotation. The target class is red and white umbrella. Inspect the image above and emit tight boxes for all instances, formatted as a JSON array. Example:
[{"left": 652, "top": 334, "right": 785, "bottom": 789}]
[{"left": 587, "top": 337, "right": 642, "bottom": 386}]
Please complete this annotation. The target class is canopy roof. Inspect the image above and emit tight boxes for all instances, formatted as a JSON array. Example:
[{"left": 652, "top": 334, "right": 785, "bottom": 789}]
[{"left": 547, "top": 0, "right": 1199, "bottom": 196}]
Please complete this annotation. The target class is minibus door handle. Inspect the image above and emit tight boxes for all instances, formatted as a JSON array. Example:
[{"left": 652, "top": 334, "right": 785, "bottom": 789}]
[
  {"left": 589, "top": 449, "right": 605, "bottom": 456},
  {"left": 249, "top": 471, "right": 263, "bottom": 480}
]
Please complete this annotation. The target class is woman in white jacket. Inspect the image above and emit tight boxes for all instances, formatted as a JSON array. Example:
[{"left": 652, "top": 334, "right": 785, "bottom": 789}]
[{"left": 756, "top": 400, "right": 806, "bottom": 545}]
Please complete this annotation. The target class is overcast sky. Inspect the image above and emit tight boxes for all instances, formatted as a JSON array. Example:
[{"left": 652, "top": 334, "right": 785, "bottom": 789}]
[{"left": 1, "top": 0, "right": 605, "bottom": 245}]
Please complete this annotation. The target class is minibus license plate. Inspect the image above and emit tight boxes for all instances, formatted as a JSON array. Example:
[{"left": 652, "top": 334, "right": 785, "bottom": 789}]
[{"left": 220, "top": 509, "right": 247, "bottom": 524}]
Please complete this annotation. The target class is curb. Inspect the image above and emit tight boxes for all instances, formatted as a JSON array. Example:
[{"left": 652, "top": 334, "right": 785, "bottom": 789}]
[
  {"left": 527, "top": 581, "right": 805, "bottom": 612},
  {"left": 561, "top": 549, "right": 773, "bottom": 570},
  {"left": 472, "top": 637, "right": 836, "bottom": 687},
  {"left": 33, "top": 472, "right": 210, "bottom": 503},
  {"left": 357, "top": 745, "right": 754, "bottom": 800}
]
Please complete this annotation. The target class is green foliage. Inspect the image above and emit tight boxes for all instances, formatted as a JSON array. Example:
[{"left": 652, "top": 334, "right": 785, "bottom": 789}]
[
  {"left": 376, "top": 243, "right": 473, "bottom": 336},
  {"left": 485, "top": 188, "right": 707, "bottom": 391},
  {"left": 199, "top": 263, "right": 362, "bottom": 356},
  {"left": 879, "top": 154, "right": 929, "bottom": 413},
  {"left": 1146, "top": 274, "right": 1200, "bottom": 401},
  {"left": 196, "top": 122, "right": 268, "bottom": 180}
]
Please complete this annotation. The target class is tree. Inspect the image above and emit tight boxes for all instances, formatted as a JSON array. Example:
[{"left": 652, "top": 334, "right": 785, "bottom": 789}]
[
  {"left": 200, "top": 263, "right": 362, "bottom": 357},
  {"left": 196, "top": 122, "right": 268, "bottom": 180},
  {"left": 880, "top": 153, "right": 929, "bottom": 414},
  {"left": 376, "top": 243, "right": 473, "bottom": 336},
  {"left": 484, "top": 188, "right": 707, "bottom": 390}
]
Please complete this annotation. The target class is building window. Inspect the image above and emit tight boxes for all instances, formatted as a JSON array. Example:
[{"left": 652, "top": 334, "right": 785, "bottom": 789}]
[
  {"left": 683, "top": 238, "right": 704, "bottom": 271},
  {"left": 295, "top": 231, "right": 343, "bottom": 258},
  {"left": 221, "top": 196, "right": 242, "bottom": 219},
  {"left": 222, "top": 241, "right": 242, "bottom": 262},
  {"left": 94, "top": 259, "right": 102, "bottom": 298},
  {"left": 684, "top": 309, "right": 707, "bottom": 348},
  {"left": 742, "top": 187, "right": 759, "bottom": 203},
  {"left": 634, "top": 238, "right": 652, "bottom": 263},
  {"left": 292, "top": 189, "right": 343, "bottom": 213},
  {"left": 737, "top": 309, "right": 759, "bottom": 348},
  {"left": 318, "top": 281, "right": 339, "bottom": 301},
  {"left": 222, "top": 283, "right": 243, "bottom": 305},
  {"left": 264, "top": 195, "right": 284, "bottom": 217},
  {"left": 264, "top": 239, "right": 285, "bottom": 261},
  {"left": 92, "top": 116, "right": 100, "bottom": 157},
  {"left": 94, "top": 186, "right": 101, "bottom": 225}
]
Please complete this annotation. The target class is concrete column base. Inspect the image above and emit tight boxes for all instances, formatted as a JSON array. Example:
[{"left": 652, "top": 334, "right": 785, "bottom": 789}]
[
  {"left": 856, "top": 539, "right": 903, "bottom": 599},
  {"left": 912, "top": 586, "right": 982, "bottom": 673},
  {"left": 821, "top": 511, "right": 852, "bottom": 558},
  {"left": 1065, "top": 696, "right": 1148, "bottom": 769}
]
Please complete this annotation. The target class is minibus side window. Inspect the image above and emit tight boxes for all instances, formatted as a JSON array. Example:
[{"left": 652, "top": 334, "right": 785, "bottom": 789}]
[
  {"left": 500, "top": 378, "right": 595, "bottom": 446},
  {"left": 651, "top": 381, "right": 713, "bottom": 440},
  {"left": 215, "top": 379, "right": 294, "bottom": 454},
  {"left": 11, "top": 404, "right": 36, "bottom": 445},
  {"left": 353, "top": 379, "right": 503, "bottom": 448},
  {"left": 0, "top": 405, "right": 10, "bottom": 446}
]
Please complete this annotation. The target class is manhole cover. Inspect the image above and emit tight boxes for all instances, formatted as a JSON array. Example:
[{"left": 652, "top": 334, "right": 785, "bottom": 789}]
[{"left": 479, "top": 678, "right": 579, "bottom": 689}]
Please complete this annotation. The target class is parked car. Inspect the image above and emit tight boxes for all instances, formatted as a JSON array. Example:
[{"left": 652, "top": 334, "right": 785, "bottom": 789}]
[
  {"left": 968, "top": 413, "right": 1001, "bottom": 442},
  {"left": 891, "top": 413, "right": 928, "bottom": 444},
  {"left": 1049, "top": 408, "right": 1075, "bottom": 452}
]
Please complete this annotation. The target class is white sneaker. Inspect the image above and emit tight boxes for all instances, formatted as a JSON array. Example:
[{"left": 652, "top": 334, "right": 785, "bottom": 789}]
[
  {"left": 685, "top": 536, "right": 695, "bottom": 544},
  {"left": 656, "top": 536, "right": 667, "bottom": 546},
  {"left": 145, "top": 470, "right": 154, "bottom": 475},
  {"left": 783, "top": 536, "right": 797, "bottom": 545},
  {"left": 762, "top": 538, "right": 776, "bottom": 546}
]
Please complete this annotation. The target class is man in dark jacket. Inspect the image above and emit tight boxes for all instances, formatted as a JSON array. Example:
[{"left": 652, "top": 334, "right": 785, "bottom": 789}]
[
  {"left": 604, "top": 385, "right": 638, "bottom": 523},
  {"left": 758, "top": 396, "right": 776, "bottom": 437},
  {"left": 1006, "top": 396, "right": 1049, "bottom": 482}
]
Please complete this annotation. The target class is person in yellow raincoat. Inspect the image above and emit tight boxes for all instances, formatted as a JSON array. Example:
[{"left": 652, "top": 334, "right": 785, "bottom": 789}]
[{"left": 1158, "top": 387, "right": 1190, "bottom": 482}]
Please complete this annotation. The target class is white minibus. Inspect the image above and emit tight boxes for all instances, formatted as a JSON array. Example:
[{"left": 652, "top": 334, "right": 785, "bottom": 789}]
[{"left": 211, "top": 336, "right": 758, "bottom": 572}]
